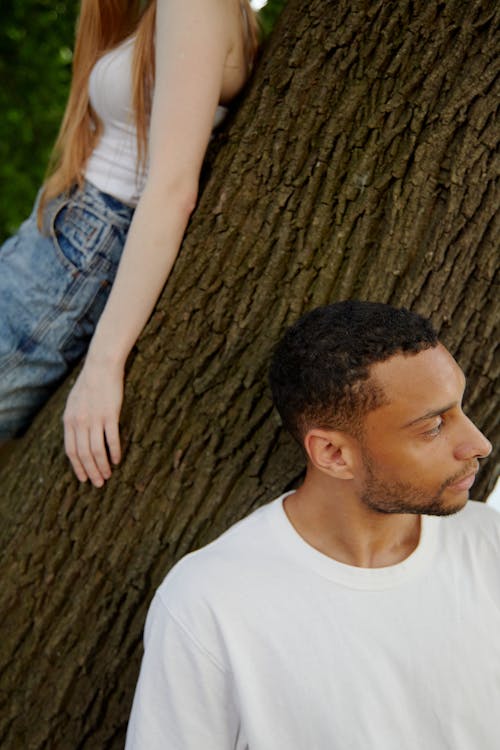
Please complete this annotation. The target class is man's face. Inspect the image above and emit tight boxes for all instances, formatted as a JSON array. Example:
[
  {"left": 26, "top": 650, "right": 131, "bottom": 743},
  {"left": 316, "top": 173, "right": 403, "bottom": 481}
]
[{"left": 356, "top": 344, "right": 492, "bottom": 516}]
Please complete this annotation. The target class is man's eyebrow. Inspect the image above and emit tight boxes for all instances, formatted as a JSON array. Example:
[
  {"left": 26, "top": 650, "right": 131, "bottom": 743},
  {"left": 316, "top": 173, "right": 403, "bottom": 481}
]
[{"left": 403, "top": 402, "right": 457, "bottom": 428}]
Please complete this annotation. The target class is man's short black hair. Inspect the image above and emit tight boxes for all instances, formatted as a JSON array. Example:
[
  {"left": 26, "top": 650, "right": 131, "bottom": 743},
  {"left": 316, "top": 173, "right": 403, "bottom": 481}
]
[{"left": 269, "top": 300, "right": 438, "bottom": 444}]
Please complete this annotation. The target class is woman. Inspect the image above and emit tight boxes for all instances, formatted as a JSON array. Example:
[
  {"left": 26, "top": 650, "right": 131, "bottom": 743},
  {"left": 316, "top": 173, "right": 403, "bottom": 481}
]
[{"left": 0, "top": 0, "right": 258, "bottom": 487}]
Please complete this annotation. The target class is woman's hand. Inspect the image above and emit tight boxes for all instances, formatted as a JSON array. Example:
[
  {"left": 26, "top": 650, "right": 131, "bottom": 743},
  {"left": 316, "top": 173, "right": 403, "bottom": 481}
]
[{"left": 63, "top": 359, "right": 124, "bottom": 487}]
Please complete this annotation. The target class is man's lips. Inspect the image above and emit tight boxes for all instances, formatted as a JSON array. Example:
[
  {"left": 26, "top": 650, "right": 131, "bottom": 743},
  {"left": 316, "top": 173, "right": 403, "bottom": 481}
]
[{"left": 447, "top": 472, "right": 477, "bottom": 491}]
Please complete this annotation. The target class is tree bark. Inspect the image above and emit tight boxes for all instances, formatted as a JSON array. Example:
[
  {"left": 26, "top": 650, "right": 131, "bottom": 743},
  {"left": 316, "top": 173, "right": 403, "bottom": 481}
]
[{"left": 1, "top": 0, "right": 498, "bottom": 746}]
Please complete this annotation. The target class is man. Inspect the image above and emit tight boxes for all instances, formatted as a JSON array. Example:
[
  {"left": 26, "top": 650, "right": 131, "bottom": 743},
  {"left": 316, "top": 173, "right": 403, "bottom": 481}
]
[{"left": 126, "top": 301, "right": 498, "bottom": 749}]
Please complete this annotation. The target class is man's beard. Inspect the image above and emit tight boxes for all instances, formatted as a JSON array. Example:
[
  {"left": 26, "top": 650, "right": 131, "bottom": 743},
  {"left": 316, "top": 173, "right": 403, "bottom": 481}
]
[{"left": 359, "top": 454, "right": 478, "bottom": 516}]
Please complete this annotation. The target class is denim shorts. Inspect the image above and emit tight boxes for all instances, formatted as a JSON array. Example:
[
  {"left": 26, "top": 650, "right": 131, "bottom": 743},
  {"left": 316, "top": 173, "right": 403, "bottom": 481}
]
[{"left": 0, "top": 180, "right": 134, "bottom": 440}]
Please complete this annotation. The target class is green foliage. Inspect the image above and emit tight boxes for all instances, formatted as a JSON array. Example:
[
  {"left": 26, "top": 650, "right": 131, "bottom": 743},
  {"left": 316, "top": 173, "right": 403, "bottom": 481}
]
[
  {"left": 258, "top": 0, "right": 288, "bottom": 38},
  {"left": 0, "top": 0, "right": 286, "bottom": 243},
  {"left": 0, "top": 1, "right": 77, "bottom": 241}
]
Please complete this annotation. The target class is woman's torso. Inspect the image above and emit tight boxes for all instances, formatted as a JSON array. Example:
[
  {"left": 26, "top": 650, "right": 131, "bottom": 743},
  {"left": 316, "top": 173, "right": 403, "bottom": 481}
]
[{"left": 85, "top": 36, "right": 229, "bottom": 206}]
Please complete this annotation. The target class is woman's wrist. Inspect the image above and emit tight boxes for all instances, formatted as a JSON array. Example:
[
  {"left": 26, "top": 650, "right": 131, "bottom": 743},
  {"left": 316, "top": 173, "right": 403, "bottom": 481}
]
[{"left": 84, "top": 343, "right": 127, "bottom": 374}]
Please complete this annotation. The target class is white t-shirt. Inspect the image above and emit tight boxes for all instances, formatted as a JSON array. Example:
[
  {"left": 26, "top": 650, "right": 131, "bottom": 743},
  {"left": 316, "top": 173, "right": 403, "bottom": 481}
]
[{"left": 125, "top": 496, "right": 500, "bottom": 750}]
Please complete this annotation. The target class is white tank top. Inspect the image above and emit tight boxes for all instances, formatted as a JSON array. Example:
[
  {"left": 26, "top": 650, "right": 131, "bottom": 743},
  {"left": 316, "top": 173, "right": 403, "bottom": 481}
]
[{"left": 85, "top": 37, "right": 228, "bottom": 206}]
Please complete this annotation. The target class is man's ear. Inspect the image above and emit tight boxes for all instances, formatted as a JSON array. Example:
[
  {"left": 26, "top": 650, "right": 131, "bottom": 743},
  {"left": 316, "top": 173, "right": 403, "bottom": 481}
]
[{"left": 303, "top": 429, "right": 358, "bottom": 479}]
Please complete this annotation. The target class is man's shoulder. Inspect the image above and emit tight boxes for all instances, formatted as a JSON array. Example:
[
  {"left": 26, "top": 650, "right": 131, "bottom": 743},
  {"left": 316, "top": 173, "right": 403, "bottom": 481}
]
[
  {"left": 456, "top": 499, "right": 500, "bottom": 526},
  {"left": 444, "top": 500, "right": 500, "bottom": 548},
  {"left": 155, "top": 495, "right": 283, "bottom": 615}
]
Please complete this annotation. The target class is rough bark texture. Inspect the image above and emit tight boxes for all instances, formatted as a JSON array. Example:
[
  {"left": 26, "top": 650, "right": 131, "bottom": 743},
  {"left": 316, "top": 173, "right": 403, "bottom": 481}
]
[{"left": 1, "top": 0, "right": 499, "bottom": 746}]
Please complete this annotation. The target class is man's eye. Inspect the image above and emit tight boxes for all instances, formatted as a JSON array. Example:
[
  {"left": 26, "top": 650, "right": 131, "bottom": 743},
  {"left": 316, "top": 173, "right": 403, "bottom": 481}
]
[{"left": 424, "top": 418, "right": 444, "bottom": 437}]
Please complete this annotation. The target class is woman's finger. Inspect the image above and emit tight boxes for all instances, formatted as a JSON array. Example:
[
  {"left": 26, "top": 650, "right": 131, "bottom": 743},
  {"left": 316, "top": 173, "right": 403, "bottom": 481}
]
[
  {"left": 64, "top": 421, "right": 88, "bottom": 483},
  {"left": 90, "top": 424, "right": 112, "bottom": 481},
  {"left": 104, "top": 418, "right": 121, "bottom": 466},
  {"left": 75, "top": 424, "right": 104, "bottom": 488}
]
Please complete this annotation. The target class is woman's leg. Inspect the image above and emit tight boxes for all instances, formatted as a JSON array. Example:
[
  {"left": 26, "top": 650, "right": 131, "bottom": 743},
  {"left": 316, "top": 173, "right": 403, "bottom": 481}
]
[{"left": 0, "top": 185, "right": 133, "bottom": 439}]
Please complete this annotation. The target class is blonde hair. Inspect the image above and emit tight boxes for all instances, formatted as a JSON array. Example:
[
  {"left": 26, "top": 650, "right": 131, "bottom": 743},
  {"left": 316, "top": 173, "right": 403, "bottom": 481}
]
[{"left": 39, "top": 0, "right": 258, "bottom": 223}]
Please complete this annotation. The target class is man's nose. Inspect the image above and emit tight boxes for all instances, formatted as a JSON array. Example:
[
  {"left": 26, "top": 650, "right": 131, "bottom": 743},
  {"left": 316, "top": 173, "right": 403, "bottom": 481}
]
[{"left": 453, "top": 415, "right": 492, "bottom": 462}]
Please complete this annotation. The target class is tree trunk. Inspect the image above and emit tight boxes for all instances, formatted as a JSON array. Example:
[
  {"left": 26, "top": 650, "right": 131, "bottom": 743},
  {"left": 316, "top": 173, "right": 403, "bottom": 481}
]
[{"left": 1, "top": 0, "right": 498, "bottom": 746}]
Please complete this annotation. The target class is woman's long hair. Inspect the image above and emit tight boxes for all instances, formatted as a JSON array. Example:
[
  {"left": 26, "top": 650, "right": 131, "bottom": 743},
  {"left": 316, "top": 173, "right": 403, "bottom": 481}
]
[{"left": 39, "top": 0, "right": 258, "bottom": 220}]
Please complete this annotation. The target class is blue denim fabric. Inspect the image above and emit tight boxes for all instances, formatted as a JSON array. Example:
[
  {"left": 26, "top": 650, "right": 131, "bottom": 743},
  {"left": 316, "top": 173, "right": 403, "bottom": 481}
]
[{"left": 0, "top": 181, "right": 134, "bottom": 439}]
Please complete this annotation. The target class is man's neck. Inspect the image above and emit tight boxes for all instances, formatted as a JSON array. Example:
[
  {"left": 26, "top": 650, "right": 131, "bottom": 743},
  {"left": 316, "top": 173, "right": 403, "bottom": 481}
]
[{"left": 283, "top": 474, "right": 421, "bottom": 568}]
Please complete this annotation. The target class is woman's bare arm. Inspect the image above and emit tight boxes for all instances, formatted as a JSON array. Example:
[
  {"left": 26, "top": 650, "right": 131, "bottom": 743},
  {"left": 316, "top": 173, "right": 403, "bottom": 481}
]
[{"left": 63, "top": 0, "right": 246, "bottom": 487}]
